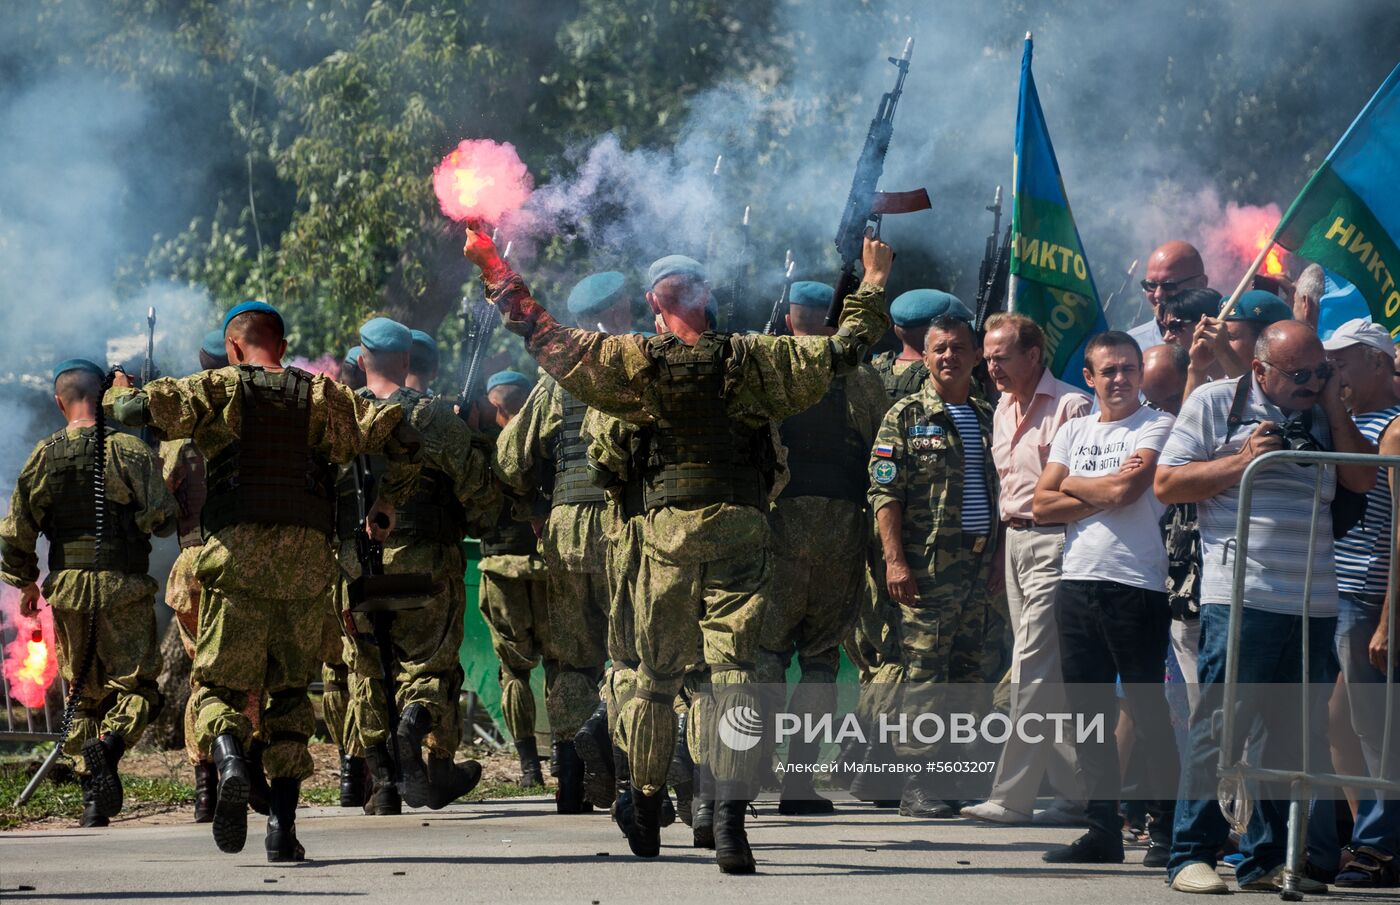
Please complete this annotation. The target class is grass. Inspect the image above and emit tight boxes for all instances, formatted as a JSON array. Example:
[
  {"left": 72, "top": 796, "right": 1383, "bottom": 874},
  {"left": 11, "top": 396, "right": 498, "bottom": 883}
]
[{"left": 0, "top": 759, "right": 193, "bottom": 831}]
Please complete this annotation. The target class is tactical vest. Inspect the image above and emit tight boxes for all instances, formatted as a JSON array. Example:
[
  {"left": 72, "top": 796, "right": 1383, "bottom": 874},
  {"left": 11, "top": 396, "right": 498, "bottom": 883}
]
[
  {"left": 203, "top": 367, "right": 337, "bottom": 536},
  {"left": 873, "top": 352, "right": 929, "bottom": 401},
  {"left": 40, "top": 427, "right": 150, "bottom": 573},
  {"left": 335, "top": 388, "right": 468, "bottom": 546},
  {"left": 552, "top": 389, "right": 606, "bottom": 507},
  {"left": 636, "top": 333, "right": 770, "bottom": 511},
  {"left": 479, "top": 502, "right": 538, "bottom": 556},
  {"left": 174, "top": 443, "right": 208, "bottom": 548},
  {"left": 778, "top": 377, "right": 867, "bottom": 503}
]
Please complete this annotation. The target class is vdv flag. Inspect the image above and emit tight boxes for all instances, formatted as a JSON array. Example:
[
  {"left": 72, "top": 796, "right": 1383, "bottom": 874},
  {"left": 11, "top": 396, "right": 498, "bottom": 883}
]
[
  {"left": 1010, "top": 35, "right": 1107, "bottom": 383},
  {"left": 1275, "top": 61, "right": 1400, "bottom": 336}
]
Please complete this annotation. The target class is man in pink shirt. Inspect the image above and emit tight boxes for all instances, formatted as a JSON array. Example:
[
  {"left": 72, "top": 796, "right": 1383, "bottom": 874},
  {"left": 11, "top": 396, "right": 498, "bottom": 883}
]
[{"left": 962, "top": 313, "right": 1091, "bottom": 826}]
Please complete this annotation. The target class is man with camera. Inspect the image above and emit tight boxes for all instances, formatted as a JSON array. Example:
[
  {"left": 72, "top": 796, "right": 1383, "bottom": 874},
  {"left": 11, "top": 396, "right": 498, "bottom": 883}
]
[{"left": 1155, "top": 320, "right": 1375, "bottom": 894}]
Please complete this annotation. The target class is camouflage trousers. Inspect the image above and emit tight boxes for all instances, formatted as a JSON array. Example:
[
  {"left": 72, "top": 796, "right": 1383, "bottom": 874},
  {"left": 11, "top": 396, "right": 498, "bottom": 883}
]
[
  {"left": 48, "top": 571, "right": 161, "bottom": 773},
  {"left": 169, "top": 546, "right": 261, "bottom": 765},
  {"left": 319, "top": 588, "right": 360, "bottom": 758},
  {"left": 543, "top": 565, "right": 607, "bottom": 738},
  {"left": 478, "top": 554, "right": 552, "bottom": 745},
  {"left": 346, "top": 540, "right": 467, "bottom": 759},
  {"left": 190, "top": 587, "right": 326, "bottom": 782},
  {"left": 845, "top": 549, "right": 906, "bottom": 732},
  {"left": 887, "top": 536, "right": 997, "bottom": 760},
  {"left": 620, "top": 544, "right": 767, "bottom": 797},
  {"left": 600, "top": 510, "right": 642, "bottom": 737}
]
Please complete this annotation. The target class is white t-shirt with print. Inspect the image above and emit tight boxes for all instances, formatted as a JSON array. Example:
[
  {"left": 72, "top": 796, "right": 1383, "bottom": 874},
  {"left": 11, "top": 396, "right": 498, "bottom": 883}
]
[{"left": 1048, "top": 405, "right": 1175, "bottom": 591}]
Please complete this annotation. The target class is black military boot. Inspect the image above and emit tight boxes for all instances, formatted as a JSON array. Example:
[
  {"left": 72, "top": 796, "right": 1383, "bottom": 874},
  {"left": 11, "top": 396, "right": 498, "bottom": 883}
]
[
  {"left": 516, "top": 736, "right": 544, "bottom": 788},
  {"left": 778, "top": 734, "right": 835, "bottom": 816},
  {"left": 78, "top": 776, "right": 109, "bottom": 828},
  {"left": 426, "top": 755, "right": 482, "bottom": 809},
  {"left": 714, "top": 799, "right": 757, "bottom": 875},
  {"left": 668, "top": 711, "right": 695, "bottom": 826},
  {"left": 247, "top": 739, "right": 270, "bottom": 816},
  {"left": 553, "top": 740, "right": 590, "bottom": 814},
  {"left": 573, "top": 700, "right": 615, "bottom": 810},
  {"left": 265, "top": 778, "right": 306, "bottom": 863},
  {"left": 80, "top": 732, "right": 125, "bottom": 819},
  {"left": 626, "top": 784, "right": 663, "bottom": 858},
  {"left": 363, "top": 744, "right": 402, "bottom": 816},
  {"left": 611, "top": 746, "right": 634, "bottom": 836},
  {"left": 898, "top": 771, "right": 953, "bottom": 819},
  {"left": 338, "top": 750, "right": 367, "bottom": 808},
  {"left": 692, "top": 765, "right": 716, "bottom": 849},
  {"left": 396, "top": 703, "right": 433, "bottom": 808},
  {"left": 210, "top": 733, "right": 251, "bottom": 854},
  {"left": 193, "top": 761, "right": 216, "bottom": 824}
]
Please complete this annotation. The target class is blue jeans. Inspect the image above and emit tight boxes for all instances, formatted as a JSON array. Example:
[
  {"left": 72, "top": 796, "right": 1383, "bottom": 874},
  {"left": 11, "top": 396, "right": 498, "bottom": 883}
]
[
  {"left": 1313, "top": 592, "right": 1400, "bottom": 863},
  {"left": 1167, "top": 604, "right": 1338, "bottom": 885}
]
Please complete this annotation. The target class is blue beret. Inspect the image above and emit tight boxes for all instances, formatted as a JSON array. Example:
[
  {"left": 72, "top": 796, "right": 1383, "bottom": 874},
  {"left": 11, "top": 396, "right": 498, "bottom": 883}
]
[
  {"left": 788, "top": 281, "right": 834, "bottom": 309},
  {"left": 486, "top": 370, "right": 532, "bottom": 393},
  {"left": 410, "top": 330, "right": 436, "bottom": 353},
  {"left": 1226, "top": 290, "right": 1293, "bottom": 325},
  {"left": 891, "top": 289, "right": 971, "bottom": 327},
  {"left": 344, "top": 345, "right": 362, "bottom": 367},
  {"left": 647, "top": 255, "right": 707, "bottom": 288},
  {"left": 359, "top": 317, "right": 412, "bottom": 353},
  {"left": 201, "top": 329, "right": 227, "bottom": 358},
  {"left": 222, "top": 300, "right": 283, "bottom": 332},
  {"left": 568, "top": 272, "right": 627, "bottom": 317},
  {"left": 52, "top": 358, "right": 104, "bottom": 382}
]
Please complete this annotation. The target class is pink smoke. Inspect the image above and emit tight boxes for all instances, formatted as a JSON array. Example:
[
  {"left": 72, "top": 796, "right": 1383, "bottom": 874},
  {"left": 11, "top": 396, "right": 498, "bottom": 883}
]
[
  {"left": 432, "top": 139, "right": 533, "bottom": 224},
  {"left": 287, "top": 354, "right": 340, "bottom": 379},
  {"left": 1, "top": 582, "right": 58, "bottom": 710}
]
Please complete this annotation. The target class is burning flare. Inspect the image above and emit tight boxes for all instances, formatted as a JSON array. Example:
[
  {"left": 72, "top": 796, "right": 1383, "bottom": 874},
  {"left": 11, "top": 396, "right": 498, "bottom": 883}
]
[
  {"left": 4, "top": 621, "right": 58, "bottom": 710},
  {"left": 1257, "top": 231, "right": 1285, "bottom": 276},
  {"left": 432, "top": 139, "right": 533, "bottom": 224}
]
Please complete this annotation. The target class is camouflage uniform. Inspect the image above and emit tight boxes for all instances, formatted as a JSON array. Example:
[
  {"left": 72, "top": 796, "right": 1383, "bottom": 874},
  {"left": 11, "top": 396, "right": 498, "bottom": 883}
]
[
  {"left": 105, "top": 365, "right": 417, "bottom": 781},
  {"left": 868, "top": 380, "right": 1000, "bottom": 760},
  {"left": 486, "top": 272, "right": 889, "bottom": 799},
  {"left": 477, "top": 492, "right": 551, "bottom": 748},
  {"left": 338, "top": 388, "right": 495, "bottom": 760},
  {"left": 494, "top": 374, "right": 609, "bottom": 739},
  {"left": 1, "top": 426, "right": 176, "bottom": 767}
]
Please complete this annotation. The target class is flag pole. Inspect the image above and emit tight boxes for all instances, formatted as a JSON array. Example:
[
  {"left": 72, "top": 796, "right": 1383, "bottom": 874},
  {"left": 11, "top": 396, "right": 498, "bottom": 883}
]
[{"left": 1218, "top": 238, "right": 1276, "bottom": 319}]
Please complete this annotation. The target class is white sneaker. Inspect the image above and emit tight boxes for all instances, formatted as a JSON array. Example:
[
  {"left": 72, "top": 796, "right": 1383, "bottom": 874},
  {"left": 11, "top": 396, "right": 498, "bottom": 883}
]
[
  {"left": 1170, "top": 862, "right": 1229, "bottom": 894},
  {"left": 1239, "top": 866, "right": 1328, "bottom": 895},
  {"left": 1032, "top": 802, "right": 1088, "bottom": 826},
  {"left": 960, "top": 801, "right": 1033, "bottom": 825}
]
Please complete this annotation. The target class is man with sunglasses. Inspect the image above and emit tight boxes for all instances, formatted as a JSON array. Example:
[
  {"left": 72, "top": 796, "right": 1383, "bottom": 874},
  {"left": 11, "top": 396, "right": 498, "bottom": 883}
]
[
  {"left": 1126, "top": 241, "right": 1210, "bottom": 351},
  {"left": 1156, "top": 320, "right": 1375, "bottom": 894}
]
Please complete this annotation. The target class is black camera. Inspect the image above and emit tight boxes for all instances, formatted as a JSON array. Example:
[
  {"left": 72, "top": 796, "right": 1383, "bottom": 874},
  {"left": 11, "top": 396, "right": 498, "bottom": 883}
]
[{"left": 1263, "top": 418, "right": 1322, "bottom": 459}]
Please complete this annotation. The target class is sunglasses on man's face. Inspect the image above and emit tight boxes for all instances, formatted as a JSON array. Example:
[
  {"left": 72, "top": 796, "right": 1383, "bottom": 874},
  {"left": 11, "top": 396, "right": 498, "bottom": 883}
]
[
  {"left": 1155, "top": 316, "right": 1198, "bottom": 334},
  {"left": 1263, "top": 361, "right": 1334, "bottom": 385},
  {"left": 1141, "top": 277, "right": 1201, "bottom": 295}
]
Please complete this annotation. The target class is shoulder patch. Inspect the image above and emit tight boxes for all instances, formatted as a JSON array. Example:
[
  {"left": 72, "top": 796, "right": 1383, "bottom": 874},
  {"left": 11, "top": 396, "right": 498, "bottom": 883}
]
[
  {"left": 873, "top": 459, "right": 898, "bottom": 485},
  {"left": 874, "top": 443, "right": 895, "bottom": 458}
]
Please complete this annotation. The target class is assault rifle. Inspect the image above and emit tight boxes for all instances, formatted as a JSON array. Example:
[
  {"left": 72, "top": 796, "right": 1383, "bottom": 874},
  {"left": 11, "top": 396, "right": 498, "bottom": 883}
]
[
  {"left": 825, "top": 38, "right": 931, "bottom": 327},
  {"left": 972, "top": 189, "right": 1011, "bottom": 332},
  {"left": 456, "top": 238, "right": 511, "bottom": 423},
  {"left": 762, "top": 251, "right": 797, "bottom": 336}
]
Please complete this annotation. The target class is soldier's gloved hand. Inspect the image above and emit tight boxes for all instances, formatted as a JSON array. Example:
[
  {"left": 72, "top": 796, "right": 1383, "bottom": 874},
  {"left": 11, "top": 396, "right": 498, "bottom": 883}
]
[
  {"left": 885, "top": 558, "right": 918, "bottom": 607},
  {"left": 463, "top": 222, "right": 512, "bottom": 285},
  {"left": 366, "top": 498, "right": 396, "bottom": 543},
  {"left": 18, "top": 582, "right": 43, "bottom": 618}
]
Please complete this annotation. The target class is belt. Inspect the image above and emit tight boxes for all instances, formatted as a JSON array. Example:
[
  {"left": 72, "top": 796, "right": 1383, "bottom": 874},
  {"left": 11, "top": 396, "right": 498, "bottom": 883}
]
[
  {"left": 960, "top": 534, "right": 989, "bottom": 554},
  {"left": 1005, "top": 517, "right": 1036, "bottom": 530}
]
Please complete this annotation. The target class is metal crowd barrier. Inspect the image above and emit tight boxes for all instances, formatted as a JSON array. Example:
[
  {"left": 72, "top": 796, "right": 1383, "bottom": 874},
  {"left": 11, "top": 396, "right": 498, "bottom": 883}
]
[
  {"left": 1220, "top": 449, "right": 1400, "bottom": 901},
  {"left": 0, "top": 606, "right": 71, "bottom": 806}
]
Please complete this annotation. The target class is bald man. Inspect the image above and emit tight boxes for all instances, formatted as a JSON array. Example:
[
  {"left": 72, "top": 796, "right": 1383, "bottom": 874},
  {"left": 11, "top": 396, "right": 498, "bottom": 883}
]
[
  {"left": 1127, "top": 241, "right": 1208, "bottom": 350},
  {"left": 1142, "top": 344, "right": 1189, "bottom": 416}
]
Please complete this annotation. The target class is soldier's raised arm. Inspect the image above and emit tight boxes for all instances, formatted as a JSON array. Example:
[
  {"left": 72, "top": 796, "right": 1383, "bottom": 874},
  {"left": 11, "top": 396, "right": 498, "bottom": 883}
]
[{"left": 105, "top": 368, "right": 234, "bottom": 442}]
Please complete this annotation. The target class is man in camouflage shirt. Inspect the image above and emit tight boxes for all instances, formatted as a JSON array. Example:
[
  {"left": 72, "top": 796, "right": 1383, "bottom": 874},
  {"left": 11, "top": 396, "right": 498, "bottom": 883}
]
[
  {"left": 2, "top": 359, "right": 177, "bottom": 827},
  {"left": 105, "top": 301, "right": 418, "bottom": 862},
  {"left": 869, "top": 311, "right": 1000, "bottom": 820},
  {"left": 463, "top": 226, "right": 892, "bottom": 875}
]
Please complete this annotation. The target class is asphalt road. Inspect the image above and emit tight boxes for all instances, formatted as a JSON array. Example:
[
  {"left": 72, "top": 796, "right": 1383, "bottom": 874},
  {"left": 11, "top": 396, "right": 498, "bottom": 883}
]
[{"left": 0, "top": 795, "right": 1365, "bottom": 904}]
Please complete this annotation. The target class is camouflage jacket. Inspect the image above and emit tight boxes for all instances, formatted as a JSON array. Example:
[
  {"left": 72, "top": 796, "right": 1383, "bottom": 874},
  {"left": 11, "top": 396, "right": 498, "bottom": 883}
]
[
  {"left": 868, "top": 381, "right": 1000, "bottom": 557},
  {"left": 1, "top": 426, "right": 177, "bottom": 591},
  {"left": 871, "top": 351, "right": 930, "bottom": 402}
]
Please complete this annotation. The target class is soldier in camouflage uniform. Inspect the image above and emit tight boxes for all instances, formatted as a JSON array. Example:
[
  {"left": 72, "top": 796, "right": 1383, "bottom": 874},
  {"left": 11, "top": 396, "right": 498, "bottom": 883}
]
[
  {"left": 757, "top": 282, "right": 890, "bottom": 815},
  {"left": 161, "top": 329, "right": 247, "bottom": 823},
  {"left": 869, "top": 311, "right": 1000, "bottom": 820},
  {"left": 339, "top": 318, "right": 494, "bottom": 813},
  {"left": 2, "top": 359, "right": 177, "bottom": 827},
  {"left": 495, "top": 272, "right": 633, "bottom": 813},
  {"left": 478, "top": 369, "right": 552, "bottom": 789},
  {"left": 463, "top": 228, "right": 892, "bottom": 874},
  {"left": 846, "top": 290, "right": 974, "bottom": 806},
  {"left": 105, "top": 301, "right": 418, "bottom": 861}
]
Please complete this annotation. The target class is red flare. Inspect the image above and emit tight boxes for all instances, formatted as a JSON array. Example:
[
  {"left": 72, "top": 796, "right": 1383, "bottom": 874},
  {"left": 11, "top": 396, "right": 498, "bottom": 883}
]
[
  {"left": 432, "top": 139, "right": 533, "bottom": 224},
  {"left": 4, "top": 611, "right": 58, "bottom": 709}
]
